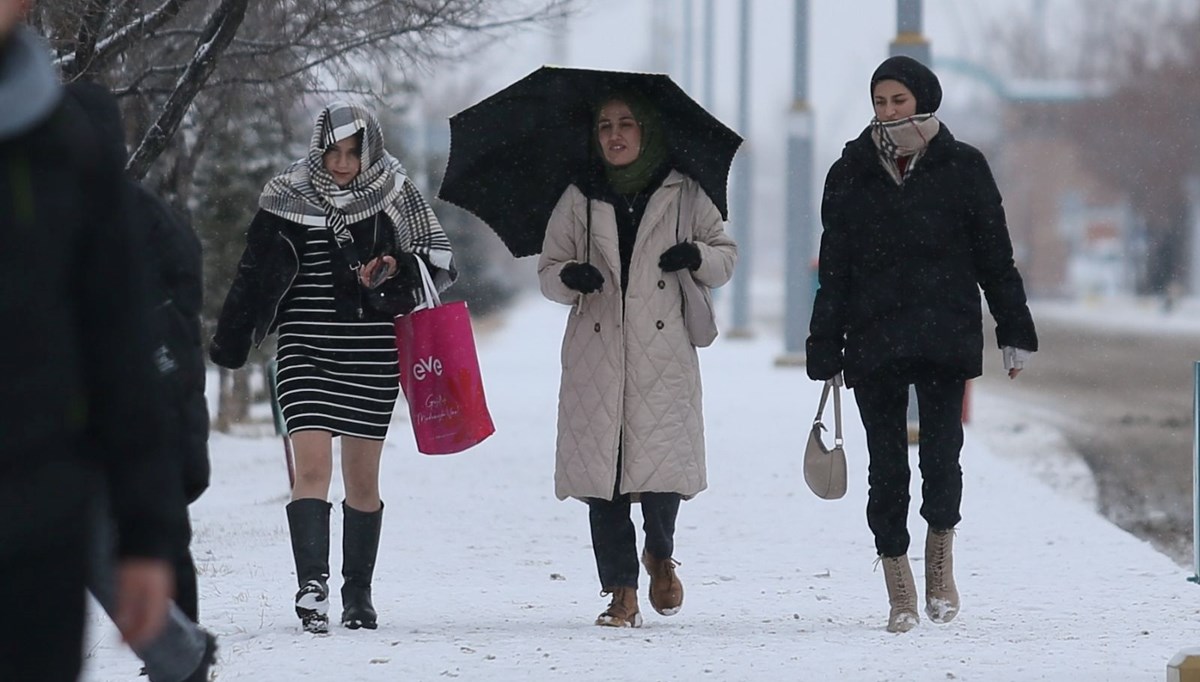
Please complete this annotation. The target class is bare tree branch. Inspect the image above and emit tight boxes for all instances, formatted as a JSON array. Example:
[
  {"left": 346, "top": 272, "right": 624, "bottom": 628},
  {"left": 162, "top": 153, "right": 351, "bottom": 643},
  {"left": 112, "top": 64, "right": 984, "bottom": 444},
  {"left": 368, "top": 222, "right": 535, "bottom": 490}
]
[
  {"left": 54, "top": 0, "right": 195, "bottom": 74},
  {"left": 39, "top": 0, "right": 576, "bottom": 177},
  {"left": 62, "top": 0, "right": 118, "bottom": 80},
  {"left": 126, "top": 0, "right": 249, "bottom": 179}
]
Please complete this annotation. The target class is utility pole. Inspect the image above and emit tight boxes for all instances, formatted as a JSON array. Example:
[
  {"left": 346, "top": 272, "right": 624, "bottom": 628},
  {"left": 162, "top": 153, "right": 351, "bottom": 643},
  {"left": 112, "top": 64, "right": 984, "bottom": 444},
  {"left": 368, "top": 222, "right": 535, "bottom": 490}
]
[
  {"left": 776, "top": 0, "right": 814, "bottom": 365},
  {"left": 547, "top": 10, "right": 568, "bottom": 65},
  {"left": 702, "top": 0, "right": 715, "bottom": 110},
  {"left": 681, "top": 0, "right": 694, "bottom": 93},
  {"left": 649, "top": 0, "right": 672, "bottom": 72},
  {"left": 891, "top": 0, "right": 931, "bottom": 64},
  {"left": 728, "top": 0, "right": 753, "bottom": 337}
]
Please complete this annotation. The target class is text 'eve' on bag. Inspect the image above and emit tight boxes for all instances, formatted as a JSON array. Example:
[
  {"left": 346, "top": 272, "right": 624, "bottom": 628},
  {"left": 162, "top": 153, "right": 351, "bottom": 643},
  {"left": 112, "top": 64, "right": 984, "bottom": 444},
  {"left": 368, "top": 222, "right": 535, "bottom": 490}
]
[
  {"left": 675, "top": 188, "right": 717, "bottom": 347},
  {"left": 804, "top": 378, "right": 847, "bottom": 500},
  {"left": 394, "top": 256, "right": 495, "bottom": 455}
]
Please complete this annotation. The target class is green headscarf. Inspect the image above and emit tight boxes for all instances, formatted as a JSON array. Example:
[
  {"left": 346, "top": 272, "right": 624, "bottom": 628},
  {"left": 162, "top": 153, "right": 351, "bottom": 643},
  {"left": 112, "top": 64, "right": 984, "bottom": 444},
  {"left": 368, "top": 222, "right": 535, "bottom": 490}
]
[{"left": 593, "top": 92, "right": 668, "bottom": 195}]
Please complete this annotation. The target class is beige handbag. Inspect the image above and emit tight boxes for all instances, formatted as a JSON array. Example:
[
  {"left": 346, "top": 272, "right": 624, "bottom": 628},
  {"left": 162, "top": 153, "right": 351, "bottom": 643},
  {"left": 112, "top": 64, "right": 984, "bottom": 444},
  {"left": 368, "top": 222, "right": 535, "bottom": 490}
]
[
  {"left": 674, "top": 187, "right": 717, "bottom": 347},
  {"left": 804, "top": 379, "right": 847, "bottom": 500}
]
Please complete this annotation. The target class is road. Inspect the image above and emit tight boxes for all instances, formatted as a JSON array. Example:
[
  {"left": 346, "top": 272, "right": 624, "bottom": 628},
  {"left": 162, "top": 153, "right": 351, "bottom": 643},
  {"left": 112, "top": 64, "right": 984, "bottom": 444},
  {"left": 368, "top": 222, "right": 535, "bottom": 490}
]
[{"left": 975, "top": 311, "right": 1197, "bottom": 566}]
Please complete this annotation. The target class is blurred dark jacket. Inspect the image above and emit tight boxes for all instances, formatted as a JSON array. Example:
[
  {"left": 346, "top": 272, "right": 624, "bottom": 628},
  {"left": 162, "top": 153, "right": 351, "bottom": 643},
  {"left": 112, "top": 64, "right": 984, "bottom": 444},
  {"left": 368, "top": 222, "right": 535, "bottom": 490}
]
[
  {"left": 0, "top": 79, "right": 179, "bottom": 562},
  {"left": 807, "top": 125, "right": 1038, "bottom": 386},
  {"left": 136, "top": 183, "right": 211, "bottom": 502},
  {"left": 65, "top": 81, "right": 210, "bottom": 504}
]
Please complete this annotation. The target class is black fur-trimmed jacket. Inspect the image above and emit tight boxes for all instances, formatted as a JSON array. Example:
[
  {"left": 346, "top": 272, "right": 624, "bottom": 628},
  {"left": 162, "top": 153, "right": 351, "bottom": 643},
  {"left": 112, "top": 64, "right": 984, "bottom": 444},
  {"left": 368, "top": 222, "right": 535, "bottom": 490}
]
[{"left": 210, "top": 209, "right": 426, "bottom": 370}]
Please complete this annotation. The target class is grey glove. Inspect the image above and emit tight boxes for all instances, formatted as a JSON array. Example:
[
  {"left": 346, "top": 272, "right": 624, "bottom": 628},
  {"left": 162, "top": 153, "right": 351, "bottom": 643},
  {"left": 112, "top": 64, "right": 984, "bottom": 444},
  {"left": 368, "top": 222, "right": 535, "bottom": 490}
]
[{"left": 1002, "top": 346, "right": 1033, "bottom": 372}]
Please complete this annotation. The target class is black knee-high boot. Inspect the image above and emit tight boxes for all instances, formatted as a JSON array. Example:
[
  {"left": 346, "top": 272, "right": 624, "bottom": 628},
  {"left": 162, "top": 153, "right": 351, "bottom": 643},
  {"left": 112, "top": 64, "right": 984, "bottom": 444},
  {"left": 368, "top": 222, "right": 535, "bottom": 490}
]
[
  {"left": 286, "top": 499, "right": 331, "bottom": 633},
  {"left": 341, "top": 501, "right": 383, "bottom": 630}
]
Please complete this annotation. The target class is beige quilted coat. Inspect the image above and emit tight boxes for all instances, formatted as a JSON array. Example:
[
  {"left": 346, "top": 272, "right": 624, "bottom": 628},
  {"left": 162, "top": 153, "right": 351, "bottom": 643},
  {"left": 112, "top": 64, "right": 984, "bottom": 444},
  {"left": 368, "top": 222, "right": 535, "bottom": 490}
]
[{"left": 537, "top": 171, "right": 737, "bottom": 501}]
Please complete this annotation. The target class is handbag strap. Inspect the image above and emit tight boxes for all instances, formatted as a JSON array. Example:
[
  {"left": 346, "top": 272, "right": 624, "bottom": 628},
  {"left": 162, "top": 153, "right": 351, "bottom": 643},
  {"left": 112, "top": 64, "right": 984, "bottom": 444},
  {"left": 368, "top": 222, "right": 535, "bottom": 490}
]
[
  {"left": 675, "top": 188, "right": 682, "bottom": 242},
  {"left": 674, "top": 180, "right": 692, "bottom": 244},
  {"left": 813, "top": 380, "right": 844, "bottom": 447},
  {"left": 412, "top": 254, "right": 441, "bottom": 311}
]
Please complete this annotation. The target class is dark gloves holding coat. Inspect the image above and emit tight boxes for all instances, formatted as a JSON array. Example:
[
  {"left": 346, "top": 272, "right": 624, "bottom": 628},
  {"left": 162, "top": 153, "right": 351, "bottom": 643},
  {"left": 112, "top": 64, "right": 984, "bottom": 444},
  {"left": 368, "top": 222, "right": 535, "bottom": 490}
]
[
  {"left": 560, "top": 262, "right": 605, "bottom": 294},
  {"left": 659, "top": 241, "right": 702, "bottom": 272}
]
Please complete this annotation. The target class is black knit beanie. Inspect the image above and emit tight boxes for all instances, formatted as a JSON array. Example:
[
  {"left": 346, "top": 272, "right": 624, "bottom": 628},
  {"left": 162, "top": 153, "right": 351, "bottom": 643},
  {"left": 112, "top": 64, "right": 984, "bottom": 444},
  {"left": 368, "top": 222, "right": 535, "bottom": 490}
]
[{"left": 870, "top": 55, "right": 942, "bottom": 114}]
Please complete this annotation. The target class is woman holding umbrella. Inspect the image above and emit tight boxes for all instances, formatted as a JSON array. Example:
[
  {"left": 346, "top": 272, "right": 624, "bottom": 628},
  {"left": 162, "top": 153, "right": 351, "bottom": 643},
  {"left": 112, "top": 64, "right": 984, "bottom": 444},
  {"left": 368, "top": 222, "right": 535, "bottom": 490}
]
[
  {"left": 806, "top": 56, "right": 1037, "bottom": 633},
  {"left": 537, "top": 92, "right": 737, "bottom": 628},
  {"left": 210, "top": 101, "right": 456, "bottom": 633}
]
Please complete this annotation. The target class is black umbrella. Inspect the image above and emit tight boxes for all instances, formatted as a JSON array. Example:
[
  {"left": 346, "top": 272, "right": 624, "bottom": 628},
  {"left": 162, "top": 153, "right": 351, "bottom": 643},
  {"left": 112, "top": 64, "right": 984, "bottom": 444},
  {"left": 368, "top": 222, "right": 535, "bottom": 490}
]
[{"left": 437, "top": 66, "right": 742, "bottom": 258}]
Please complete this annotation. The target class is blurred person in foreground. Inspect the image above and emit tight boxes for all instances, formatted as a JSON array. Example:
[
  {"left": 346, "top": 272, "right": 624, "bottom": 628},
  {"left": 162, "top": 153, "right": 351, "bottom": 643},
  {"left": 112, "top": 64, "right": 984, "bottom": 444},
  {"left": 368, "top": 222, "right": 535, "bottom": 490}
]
[
  {"left": 537, "top": 93, "right": 737, "bottom": 627},
  {"left": 66, "top": 80, "right": 217, "bottom": 682},
  {"left": 211, "top": 101, "right": 455, "bottom": 633},
  {"left": 805, "top": 56, "right": 1038, "bottom": 633},
  {"left": 0, "top": 2, "right": 178, "bottom": 680}
]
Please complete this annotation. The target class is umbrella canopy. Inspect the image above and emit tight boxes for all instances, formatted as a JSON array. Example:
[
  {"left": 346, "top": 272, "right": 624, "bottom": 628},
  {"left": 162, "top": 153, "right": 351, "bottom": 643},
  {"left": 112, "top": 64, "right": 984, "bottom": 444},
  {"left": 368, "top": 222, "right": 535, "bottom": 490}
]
[{"left": 437, "top": 66, "right": 742, "bottom": 258}]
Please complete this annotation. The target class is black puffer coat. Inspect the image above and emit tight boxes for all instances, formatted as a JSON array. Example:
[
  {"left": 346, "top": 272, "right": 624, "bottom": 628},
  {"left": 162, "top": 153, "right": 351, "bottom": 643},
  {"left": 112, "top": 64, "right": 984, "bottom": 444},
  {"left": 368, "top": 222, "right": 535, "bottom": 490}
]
[
  {"left": 210, "top": 209, "right": 426, "bottom": 370},
  {"left": 135, "top": 185, "right": 211, "bottom": 503},
  {"left": 806, "top": 125, "right": 1038, "bottom": 386},
  {"left": 65, "top": 80, "right": 212, "bottom": 507}
]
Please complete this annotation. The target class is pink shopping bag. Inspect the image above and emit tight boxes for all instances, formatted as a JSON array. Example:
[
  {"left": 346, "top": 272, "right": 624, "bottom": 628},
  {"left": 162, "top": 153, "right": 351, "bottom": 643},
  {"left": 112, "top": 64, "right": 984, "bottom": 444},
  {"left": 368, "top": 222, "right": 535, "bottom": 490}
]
[{"left": 394, "top": 258, "right": 495, "bottom": 455}]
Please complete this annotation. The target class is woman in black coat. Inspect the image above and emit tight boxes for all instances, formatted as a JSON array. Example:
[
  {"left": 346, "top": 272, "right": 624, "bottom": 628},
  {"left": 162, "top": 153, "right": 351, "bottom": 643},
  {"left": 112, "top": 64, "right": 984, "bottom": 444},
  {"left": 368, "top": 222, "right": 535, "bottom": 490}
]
[{"left": 806, "top": 56, "right": 1037, "bottom": 633}]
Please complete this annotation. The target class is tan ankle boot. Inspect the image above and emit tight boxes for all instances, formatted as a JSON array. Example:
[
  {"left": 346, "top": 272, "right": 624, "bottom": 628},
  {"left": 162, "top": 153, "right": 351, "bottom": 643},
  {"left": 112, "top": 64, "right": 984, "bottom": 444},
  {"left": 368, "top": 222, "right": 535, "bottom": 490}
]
[
  {"left": 924, "top": 527, "right": 959, "bottom": 623},
  {"left": 595, "top": 587, "right": 643, "bottom": 628},
  {"left": 880, "top": 554, "right": 919, "bottom": 633},
  {"left": 641, "top": 551, "right": 684, "bottom": 616}
]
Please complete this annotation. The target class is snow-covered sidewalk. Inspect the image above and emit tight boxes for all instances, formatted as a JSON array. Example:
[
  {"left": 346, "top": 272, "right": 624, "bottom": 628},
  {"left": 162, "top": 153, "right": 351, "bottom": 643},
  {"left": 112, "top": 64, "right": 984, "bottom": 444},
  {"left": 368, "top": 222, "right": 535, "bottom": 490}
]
[{"left": 83, "top": 296, "right": 1199, "bottom": 681}]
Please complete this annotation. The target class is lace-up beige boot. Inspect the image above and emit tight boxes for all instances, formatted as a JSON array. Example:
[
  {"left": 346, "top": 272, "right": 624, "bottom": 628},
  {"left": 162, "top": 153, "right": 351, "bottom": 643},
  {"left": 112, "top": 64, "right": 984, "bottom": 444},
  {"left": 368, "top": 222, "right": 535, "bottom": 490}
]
[
  {"left": 924, "top": 527, "right": 959, "bottom": 623},
  {"left": 594, "top": 587, "right": 643, "bottom": 628},
  {"left": 642, "top": 551, "right": 684, "bottom": 616},
  {"left": 880, "top": 554, "right": 919, "bottom": 633}
]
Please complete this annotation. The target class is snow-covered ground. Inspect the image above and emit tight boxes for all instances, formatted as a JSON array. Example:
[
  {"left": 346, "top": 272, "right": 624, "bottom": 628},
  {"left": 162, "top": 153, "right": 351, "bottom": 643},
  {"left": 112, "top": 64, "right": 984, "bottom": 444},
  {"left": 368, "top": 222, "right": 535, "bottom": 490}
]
[{"left": 82, "top": 295, "right": 1200, "bottom": 681}]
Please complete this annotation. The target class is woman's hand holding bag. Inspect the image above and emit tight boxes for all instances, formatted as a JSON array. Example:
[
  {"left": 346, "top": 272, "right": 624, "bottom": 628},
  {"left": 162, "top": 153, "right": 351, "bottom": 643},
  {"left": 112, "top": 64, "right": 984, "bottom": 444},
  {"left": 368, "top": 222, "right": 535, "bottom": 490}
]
[{"left": 804, "top": 375, "right": 848, "bottom": 500}]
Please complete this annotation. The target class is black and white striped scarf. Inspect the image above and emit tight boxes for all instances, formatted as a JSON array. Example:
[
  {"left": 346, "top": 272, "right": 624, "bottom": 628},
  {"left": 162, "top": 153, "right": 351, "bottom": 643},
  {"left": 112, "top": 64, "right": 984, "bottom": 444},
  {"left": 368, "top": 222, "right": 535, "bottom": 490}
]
[
  {"left": 869, "top": 113, "right": 941, "bottom": 185},
  {"left": 259, "top": 101, "right": 455, "bottom": 291}
]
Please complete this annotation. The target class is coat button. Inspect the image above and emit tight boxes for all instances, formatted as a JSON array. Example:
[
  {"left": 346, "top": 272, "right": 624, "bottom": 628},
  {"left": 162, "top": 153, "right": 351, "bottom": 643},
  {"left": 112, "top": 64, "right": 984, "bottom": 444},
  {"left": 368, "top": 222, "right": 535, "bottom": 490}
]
[
  {"left": 656, "top": 320, "right": 664, "bottom": 330},
  {"left": 594, "top": 323, "right": 601, "bottom": 332},
  {"left": 657, "top": 280, "right": 665, "bottom": 289}
]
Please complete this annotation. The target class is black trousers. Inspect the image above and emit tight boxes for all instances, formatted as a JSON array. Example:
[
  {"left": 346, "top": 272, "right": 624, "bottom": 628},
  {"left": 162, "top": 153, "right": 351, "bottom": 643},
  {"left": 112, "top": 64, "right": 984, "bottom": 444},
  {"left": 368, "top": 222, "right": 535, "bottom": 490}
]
[
  {"left": 854, "top": 367, "right": 965, "bottom": 557},
  {"left": 586, "top": 470, "right": 681, "bottom": 589}
]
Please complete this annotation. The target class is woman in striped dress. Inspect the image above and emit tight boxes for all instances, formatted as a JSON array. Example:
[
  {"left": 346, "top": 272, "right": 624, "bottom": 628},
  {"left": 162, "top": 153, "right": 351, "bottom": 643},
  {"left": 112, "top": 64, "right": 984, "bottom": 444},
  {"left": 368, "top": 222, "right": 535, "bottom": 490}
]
[{"left": 210, "top": 102, "right": 455, "bottom": 633}]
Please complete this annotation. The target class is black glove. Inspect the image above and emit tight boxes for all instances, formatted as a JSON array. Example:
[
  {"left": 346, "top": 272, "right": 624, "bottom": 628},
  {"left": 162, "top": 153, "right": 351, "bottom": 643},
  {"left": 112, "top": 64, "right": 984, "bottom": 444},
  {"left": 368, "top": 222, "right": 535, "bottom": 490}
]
[
  {"left": 804, "top": 339, "right": 843, "bottom": 382},
  {"left": 208, "top": 338, "right": 247, "bottom": 370},
  {"left": 659, "top": 241, "right": 702, "bottom": 272},
  {"left": 560, "top": 262, "right": 604, "bottom": 294}
]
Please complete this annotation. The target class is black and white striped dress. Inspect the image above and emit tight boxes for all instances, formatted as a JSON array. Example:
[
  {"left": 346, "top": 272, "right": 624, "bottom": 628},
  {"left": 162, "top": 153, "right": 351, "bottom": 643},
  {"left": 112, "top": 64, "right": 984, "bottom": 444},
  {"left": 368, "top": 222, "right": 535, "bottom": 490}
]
[{"left": 275, "top": 225, "right": 400, "bottom": 440}]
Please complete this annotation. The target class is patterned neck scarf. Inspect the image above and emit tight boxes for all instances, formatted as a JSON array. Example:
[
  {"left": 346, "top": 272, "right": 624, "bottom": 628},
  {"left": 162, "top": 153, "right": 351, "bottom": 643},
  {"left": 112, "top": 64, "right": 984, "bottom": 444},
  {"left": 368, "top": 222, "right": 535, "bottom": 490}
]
[
  {"left": 258, "top": 102, "right": 456, "bottom": 290},
  {"left": 869, "top": 113, "right": 941, "bottom": 185}
]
